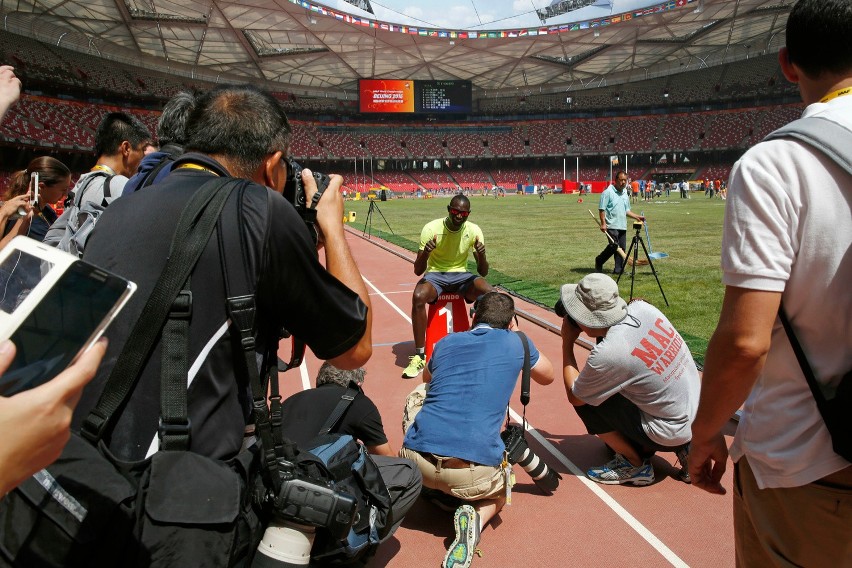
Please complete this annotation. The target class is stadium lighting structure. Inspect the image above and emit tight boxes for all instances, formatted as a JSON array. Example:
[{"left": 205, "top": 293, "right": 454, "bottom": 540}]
[
  {"left": 342, "top": 0, "right": 375, "bottom": 14},
  {"left": 536, "top": 0, "right": 596, "bottom": 22}
]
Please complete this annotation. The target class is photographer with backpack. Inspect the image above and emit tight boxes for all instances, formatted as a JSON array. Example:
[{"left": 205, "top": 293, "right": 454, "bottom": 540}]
[
  {"left": 43, "top": 112, "right": 152, "bottom": 255},
  {"left": 277, "top": 363, "right": 421, "bottom": 565}
]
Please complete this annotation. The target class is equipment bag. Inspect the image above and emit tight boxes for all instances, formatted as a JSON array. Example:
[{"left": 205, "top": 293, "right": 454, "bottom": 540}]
[
  {"left": 269, "top": 382, "right": 392, "bottom": 566},
  {"left": 42, "top": 171, "right": 114, "bottom": 257},
  {"left": 0, "top": 177, "right": 270, "bottom": 567},
  {"left": 299, "top": 434, "right": 391, "bottom": 566},
  {"left": 780, "top": 307, "right": 852, "bottom": 463}
]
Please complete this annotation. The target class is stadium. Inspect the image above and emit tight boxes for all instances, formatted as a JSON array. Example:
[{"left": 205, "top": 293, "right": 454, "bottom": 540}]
[{"left": 1, "top": 0, "right": 833, "bottom": 567}]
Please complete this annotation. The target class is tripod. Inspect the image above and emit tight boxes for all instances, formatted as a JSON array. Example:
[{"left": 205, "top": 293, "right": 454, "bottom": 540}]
[
  {"left": 617, "top": 223, "right": 669, "bottom": 306},
  {"left": 362, "top": 199, "right": 393, "bottom": 238}
]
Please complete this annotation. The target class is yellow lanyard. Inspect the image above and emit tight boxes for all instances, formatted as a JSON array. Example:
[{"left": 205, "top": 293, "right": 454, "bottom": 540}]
[
  {"left": 92, "top": 164, "right": 116, "bottom": 176},
  {"left": 175, "top": 163, "right": 220, "bottom": 176},
  {"left": 820, "top": 86, "right": 852, "bottom": 103}
]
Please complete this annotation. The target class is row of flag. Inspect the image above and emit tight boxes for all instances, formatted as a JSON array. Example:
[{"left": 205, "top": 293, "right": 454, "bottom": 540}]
[{"left": 291, "top": 0, "right": 697, "bottom": 39}]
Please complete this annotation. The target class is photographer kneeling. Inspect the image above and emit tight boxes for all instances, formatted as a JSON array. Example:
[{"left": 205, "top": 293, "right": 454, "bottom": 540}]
[
  {"left": 558, "top": 274, "right": 699, "bottom": 486},
  {"left": 278, "top": 362, "right": 422, "bottom": 559},
  {"left": 400, "top": 292, "right": 554, "bottom": 568}
]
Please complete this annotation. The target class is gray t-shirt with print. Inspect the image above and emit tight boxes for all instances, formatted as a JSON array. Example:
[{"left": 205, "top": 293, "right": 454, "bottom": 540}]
[{"left": 572, "top": 300, "right": 700, "bottom": 446}]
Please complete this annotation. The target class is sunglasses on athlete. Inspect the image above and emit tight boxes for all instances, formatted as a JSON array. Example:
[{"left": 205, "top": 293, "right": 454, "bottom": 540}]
[{"left": 448, "top": 208, "right": 470, "bottom": 218}]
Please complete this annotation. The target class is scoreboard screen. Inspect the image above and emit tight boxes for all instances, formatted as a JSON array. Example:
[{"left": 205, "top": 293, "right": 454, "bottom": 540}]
[
  {"left": 415, "top": 80, "right": 472, "bottom": 113},
  {"left": 359, "top": 79, "right": 471, "bottom": 114},
  {"left": 359, "top": 79, "right": 415, "bottom": 113}
]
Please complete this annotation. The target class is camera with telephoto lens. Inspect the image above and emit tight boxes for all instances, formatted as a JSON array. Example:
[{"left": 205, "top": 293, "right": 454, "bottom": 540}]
[
  {"left": 501, "top": 424, "right": 562, "bottom": 494},
  {"left": 283, "top": 159, "right": 331, "bottom": 245},
  {"left": 252, "top": 459, "right": 357, "bottom": 568}
]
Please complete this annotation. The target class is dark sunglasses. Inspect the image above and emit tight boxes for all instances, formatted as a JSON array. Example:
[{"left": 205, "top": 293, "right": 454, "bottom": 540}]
[{"left": 448, "top": 207, "right": 470, "bottom": 218}]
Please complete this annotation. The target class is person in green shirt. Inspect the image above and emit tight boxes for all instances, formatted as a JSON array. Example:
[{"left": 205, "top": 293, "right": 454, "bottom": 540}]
[{"left": 402, "top": 195, "right": 492, "bottom": 378}]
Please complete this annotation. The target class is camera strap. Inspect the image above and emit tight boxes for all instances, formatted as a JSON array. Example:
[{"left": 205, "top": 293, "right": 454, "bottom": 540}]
[
  {"left": 318, "top": 382, "right": 361, "bottom": 436},
  {"left": 215, "top": 181, "right": 287, "bottom": 493},
  {"left": 505, "top": 331, "right": 531, "bottom": 431}
]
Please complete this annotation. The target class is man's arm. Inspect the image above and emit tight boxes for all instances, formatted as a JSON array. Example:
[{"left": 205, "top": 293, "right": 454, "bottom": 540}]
[
  {"left": 472, "top": 236, "right": 488, "bottom": 277},
  {"left": 367, "top": 442, "right": 396, "bottom": 457},
  {"left": 308, "top": 169, "right": 372, "bottom": 369},
  {"left": 0, "top": 66, "right": 21, "bottom": 123},
  {"left": 560, "top": 317, "right": 586, "bottom": 406},
  {"left": 689, "top": 286, "right": 781, "bottom": 495},
  {"left": 530, "top": 351, "right": 554, "bottom": 386},
  {"left": 413, "top": 235, "right": 436, "bottom": 276}
]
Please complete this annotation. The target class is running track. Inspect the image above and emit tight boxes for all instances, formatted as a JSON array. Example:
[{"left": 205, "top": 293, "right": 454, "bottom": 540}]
[{"left": 276, "top": 227, "right": 737, "bottom": 568}]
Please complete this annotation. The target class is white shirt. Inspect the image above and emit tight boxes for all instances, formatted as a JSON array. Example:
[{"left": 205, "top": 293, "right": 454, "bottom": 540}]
[{"left": 723, "top": 95, "right": 852, "bottom": 488}]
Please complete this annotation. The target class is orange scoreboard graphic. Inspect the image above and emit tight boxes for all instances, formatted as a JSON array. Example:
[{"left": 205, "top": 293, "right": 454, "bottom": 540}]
[{"left": 359, "top": 79, "right": 415, "bottom": 113}]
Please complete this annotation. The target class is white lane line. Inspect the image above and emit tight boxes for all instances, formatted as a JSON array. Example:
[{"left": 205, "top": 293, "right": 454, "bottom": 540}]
[
  {"left": 508, "top": 407, "right": 688, "bottom": 568},
  {"left": 364, "top": 271, "right": 688, "bottom": 568},
  {"left": 368, "top": 290, "right": 412, "bottom": 296},
  {"left": 363, "top": 276, "right": 412, "bottom": 323},
  {"left": 299, "top": 359, "right": 312, "bottom": 391}
]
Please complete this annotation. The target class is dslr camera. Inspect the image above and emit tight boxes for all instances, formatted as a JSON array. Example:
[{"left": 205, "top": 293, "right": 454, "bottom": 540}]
[
  {"left": 252, "top": 459, "right": 357, "bottom": 568},
  {"left": 283, "top": 159, "right": 331, "bottom": 245},
  {"left": 554, "top": 298, "right": 579, "bottom": 328},
  {"left": 501, "top": 424, "right": 562, "bottom": 494}
]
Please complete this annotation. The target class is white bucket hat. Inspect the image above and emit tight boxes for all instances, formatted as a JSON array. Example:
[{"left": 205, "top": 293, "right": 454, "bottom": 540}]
[{"left": 560, "top": 273, "right": 628, "bottom": 329}]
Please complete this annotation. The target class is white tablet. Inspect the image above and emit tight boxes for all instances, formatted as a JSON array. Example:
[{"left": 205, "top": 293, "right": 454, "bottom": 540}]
[{"left": 0, "top": 236, "right": 136, "bottom": 396}]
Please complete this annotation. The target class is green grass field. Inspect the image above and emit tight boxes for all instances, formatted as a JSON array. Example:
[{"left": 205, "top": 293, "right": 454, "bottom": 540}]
[{"left": 345, "top": 192, "right": 726, "bottom": 364}]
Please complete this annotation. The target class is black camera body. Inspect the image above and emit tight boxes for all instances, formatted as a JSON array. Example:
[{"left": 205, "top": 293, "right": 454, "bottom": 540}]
[
  {"left": 283, "top": 159, "right": 331, "bottom": 244},
  {"left": 501, "top": 424, "right": 562, "bottom": 494},
  {"left": 554, "top": 299, "right": 579, "bottom": 328},
  {"left": 270, "top": 460, "right": 357, "bottom": 541}
]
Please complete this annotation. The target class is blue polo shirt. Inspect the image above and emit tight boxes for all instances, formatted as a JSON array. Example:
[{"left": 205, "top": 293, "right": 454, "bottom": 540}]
[
  {"left": 403, "top": 324, "right": 540, "bottom": 466},
  {"left": 599, "top": 184, "right": 631, "bottom": 230}
]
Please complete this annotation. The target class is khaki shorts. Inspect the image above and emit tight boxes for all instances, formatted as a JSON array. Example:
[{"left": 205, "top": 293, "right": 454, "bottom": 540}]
[{"left": 399, "top": 447, "right": 505, "bottom": 501}]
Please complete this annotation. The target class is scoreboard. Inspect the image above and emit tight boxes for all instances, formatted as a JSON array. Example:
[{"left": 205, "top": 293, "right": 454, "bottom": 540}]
[
  {"left": 359, "top": 79, "right": 471, "bottom": 114},
  {"left": 416, "top": 81, "right": 472, "bottom": 113}
]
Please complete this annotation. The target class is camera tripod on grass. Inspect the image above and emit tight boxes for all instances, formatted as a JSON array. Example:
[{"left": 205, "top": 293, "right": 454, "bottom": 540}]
[
  {"left": 362, "top": 197, "right": 393, "bottom": 239},
  {"left": 618, "top": 221, "right": 669, "bottom": 306}
]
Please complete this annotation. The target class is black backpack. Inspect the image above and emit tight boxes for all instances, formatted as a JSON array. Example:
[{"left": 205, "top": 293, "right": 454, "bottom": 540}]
[{"left": 272, "top": 383, "right": 392, "bottom": 565}]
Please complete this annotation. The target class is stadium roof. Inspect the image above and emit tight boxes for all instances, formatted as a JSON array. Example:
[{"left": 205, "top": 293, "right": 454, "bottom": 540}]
[{"left": 2, "top": 0, "right": 793, "bottom": 97}]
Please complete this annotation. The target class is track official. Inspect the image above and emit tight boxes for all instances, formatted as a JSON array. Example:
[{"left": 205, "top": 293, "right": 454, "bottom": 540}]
[{"left": 595, "top": 171, "right": 644, "bottom": 275}]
